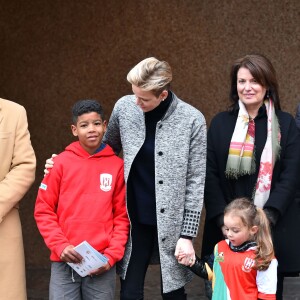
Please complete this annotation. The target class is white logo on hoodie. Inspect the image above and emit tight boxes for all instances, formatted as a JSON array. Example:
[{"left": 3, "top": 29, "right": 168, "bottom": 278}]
[{"left": 100, "top": 173, "right": 112, "bottom": 192}]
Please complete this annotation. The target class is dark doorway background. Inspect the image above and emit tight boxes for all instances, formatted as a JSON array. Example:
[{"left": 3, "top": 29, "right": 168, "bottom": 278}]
[{"left": 0, "top": 0, "right": 299, "bottom": 297}]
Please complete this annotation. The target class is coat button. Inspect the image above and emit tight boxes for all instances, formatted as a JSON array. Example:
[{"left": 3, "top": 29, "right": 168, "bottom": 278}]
[
  {"left": 162, "top": 237, "right": 166, "bottom": 242},
  {"left": 160, "top": 208, "right": 165, "bottom": 213},
  {"left": 159, "top": 180, "right": 163, "bottom": 184},
  {"left": 159, "top": 124, "right": 163, "bottom": 129},
  {"left": 158, "top": 151, "right": 163, "bottom": 156}
]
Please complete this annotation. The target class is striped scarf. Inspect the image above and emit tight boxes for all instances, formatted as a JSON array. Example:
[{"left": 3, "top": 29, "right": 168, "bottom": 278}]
[{"left": 225, "top": 99, "right": 281, "bottom": 207}]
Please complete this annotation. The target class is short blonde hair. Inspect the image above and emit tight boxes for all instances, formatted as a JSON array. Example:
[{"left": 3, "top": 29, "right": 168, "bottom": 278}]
[{"left": 127, "top": 57, "right": 172, "bottom": 96}]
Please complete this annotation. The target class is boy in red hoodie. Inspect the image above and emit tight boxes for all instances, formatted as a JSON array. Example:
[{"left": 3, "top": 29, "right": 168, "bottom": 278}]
[{"left": 35, "top": 100, "right": 129, "bottom": 300}]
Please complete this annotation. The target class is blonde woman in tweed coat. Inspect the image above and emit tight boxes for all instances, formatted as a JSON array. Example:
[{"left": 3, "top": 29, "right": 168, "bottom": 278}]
[
  {"left": 104, "top": 57, "right": 206, "bottom": 299},
  {"left": 45, "top": 57, "right": 206, "bottom": 299}
]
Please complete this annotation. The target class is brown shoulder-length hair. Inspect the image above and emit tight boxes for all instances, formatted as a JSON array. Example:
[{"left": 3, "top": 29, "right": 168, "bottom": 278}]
[{"left": 229, "top": 54, "right": 281, "bottom": 111}]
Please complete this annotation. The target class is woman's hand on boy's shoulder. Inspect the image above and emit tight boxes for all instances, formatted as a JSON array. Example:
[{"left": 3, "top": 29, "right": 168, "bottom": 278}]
[{"left": 44, "top": 154, "right": 57, "bottom": 176}]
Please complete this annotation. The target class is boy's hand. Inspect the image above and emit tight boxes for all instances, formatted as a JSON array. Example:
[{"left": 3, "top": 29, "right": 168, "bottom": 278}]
[
  {"left": 44, "top": 154, "right": 57, "bottom": 176},
  {"left": 89, "top": 262, "right": 111, "bottom": 276},
  {"left": 60, "top": 245, "right": 83, "bottom": 264}
]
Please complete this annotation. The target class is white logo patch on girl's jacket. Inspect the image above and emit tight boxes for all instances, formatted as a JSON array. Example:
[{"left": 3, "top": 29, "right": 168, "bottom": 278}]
[
  {"left": 100, "top": 173, "right": 112, "bottom": 191},
  {"left": 242, "top": 257, "right": 255, "bottom": 272}
]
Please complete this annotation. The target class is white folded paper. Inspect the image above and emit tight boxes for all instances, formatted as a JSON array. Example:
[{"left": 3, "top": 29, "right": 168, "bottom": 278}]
[{"left": 67, "top": 240, "right": 108, "bottom": 277}]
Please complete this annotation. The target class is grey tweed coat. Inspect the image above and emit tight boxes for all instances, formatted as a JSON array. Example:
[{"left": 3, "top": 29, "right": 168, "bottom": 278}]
[{"left": 103, "top": 92, "right": 206, "bottom": 293}]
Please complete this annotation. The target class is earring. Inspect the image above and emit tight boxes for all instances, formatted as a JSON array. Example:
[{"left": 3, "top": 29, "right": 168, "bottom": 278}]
[{"left": 266, "top": 90, "right": 270, "bottom": 99}]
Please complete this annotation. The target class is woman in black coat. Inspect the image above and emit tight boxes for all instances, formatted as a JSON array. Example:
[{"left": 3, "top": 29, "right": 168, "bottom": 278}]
[{"left": 201, "top": 54, "right": 300, "bottom": 300}]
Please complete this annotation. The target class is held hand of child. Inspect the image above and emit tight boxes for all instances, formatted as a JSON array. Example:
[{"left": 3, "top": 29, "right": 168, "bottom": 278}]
[
  {"left": 174, "top": 238, "right": 195, "bottom": 266},
  {"left": 89, "top": 262, "right": 111, "bottom": 276},
  {"left": 177, "top": 253, "right": 196, "bottom": 267},
  {"left": 60, "top": 245, "right": 83, "bottom": 264},
  {"left": 44, "top": 154, "right": 57, "bottom": 176}
]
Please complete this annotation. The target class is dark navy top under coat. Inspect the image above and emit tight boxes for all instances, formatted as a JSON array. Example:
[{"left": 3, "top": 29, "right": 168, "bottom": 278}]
[
  {"left": 295, "top": 103, "right": 300, "bottom": 129},
  {"left": 128, "top": 92, "right": 172, "bottom": 225}
]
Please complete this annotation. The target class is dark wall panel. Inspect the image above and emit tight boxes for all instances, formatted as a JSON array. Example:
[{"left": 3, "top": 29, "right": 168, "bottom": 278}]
[{"left": 0, "top": 0, "right": 299, "bottom": 268}]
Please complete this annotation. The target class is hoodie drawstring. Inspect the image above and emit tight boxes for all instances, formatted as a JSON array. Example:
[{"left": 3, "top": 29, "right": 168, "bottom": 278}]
[{"left": 71, "top": 269, "right": 75, "bottom": 282}]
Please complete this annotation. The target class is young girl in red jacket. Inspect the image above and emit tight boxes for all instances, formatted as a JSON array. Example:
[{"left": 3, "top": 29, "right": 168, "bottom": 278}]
[{"left": 178, "top": 198, "right": 277, "bottom": 300}]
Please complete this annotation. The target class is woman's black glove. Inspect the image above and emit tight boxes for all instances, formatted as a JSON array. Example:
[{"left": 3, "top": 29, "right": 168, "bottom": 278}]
[{"left": 263, "top": 207, "right": 280, "bottom": 227}]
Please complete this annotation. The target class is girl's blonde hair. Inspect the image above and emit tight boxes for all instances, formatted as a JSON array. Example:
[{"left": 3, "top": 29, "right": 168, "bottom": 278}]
[
  {"left": 224, "top": 197, "right": 274, "bottom": 271},
  {"left": 127, "top": 57, "right": 172, "bottom": 96}
]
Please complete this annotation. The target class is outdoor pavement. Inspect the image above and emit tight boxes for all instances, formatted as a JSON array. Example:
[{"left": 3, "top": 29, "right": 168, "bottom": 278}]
[{"left": 27, "top": 265, "right": 300, "bottom": 299}]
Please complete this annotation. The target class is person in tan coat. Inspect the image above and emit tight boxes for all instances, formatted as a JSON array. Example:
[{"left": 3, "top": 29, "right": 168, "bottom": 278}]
[{"left": 0, "top": 98, "right": 36, "bottom": 300}]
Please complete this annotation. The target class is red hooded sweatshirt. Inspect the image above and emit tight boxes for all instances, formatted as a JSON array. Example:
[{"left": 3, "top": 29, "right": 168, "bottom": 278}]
[{"left": 34, "top": 141, "right": 129, "bottom": 266}]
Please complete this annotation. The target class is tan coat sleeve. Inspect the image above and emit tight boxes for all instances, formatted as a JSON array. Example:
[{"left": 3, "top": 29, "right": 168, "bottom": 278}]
[{"left": 0, "top": 103, "right": 36, "bottom": 223}]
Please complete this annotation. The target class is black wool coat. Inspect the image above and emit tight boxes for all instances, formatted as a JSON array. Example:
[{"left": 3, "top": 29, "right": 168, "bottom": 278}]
[{"left": 201, "top": 106, "right": 300, "bottom": 273}]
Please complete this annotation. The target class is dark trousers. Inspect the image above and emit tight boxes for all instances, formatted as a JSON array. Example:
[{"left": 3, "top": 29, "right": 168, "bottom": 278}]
[
  {"left": 276, "top": 272, "right": 300, "bottom": 300},
  {"left": 120, "top": 223, "right": 186, "bottom": 300},
  {"left": 276, "top": 272, "right": 284, "bottom": 300}
]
